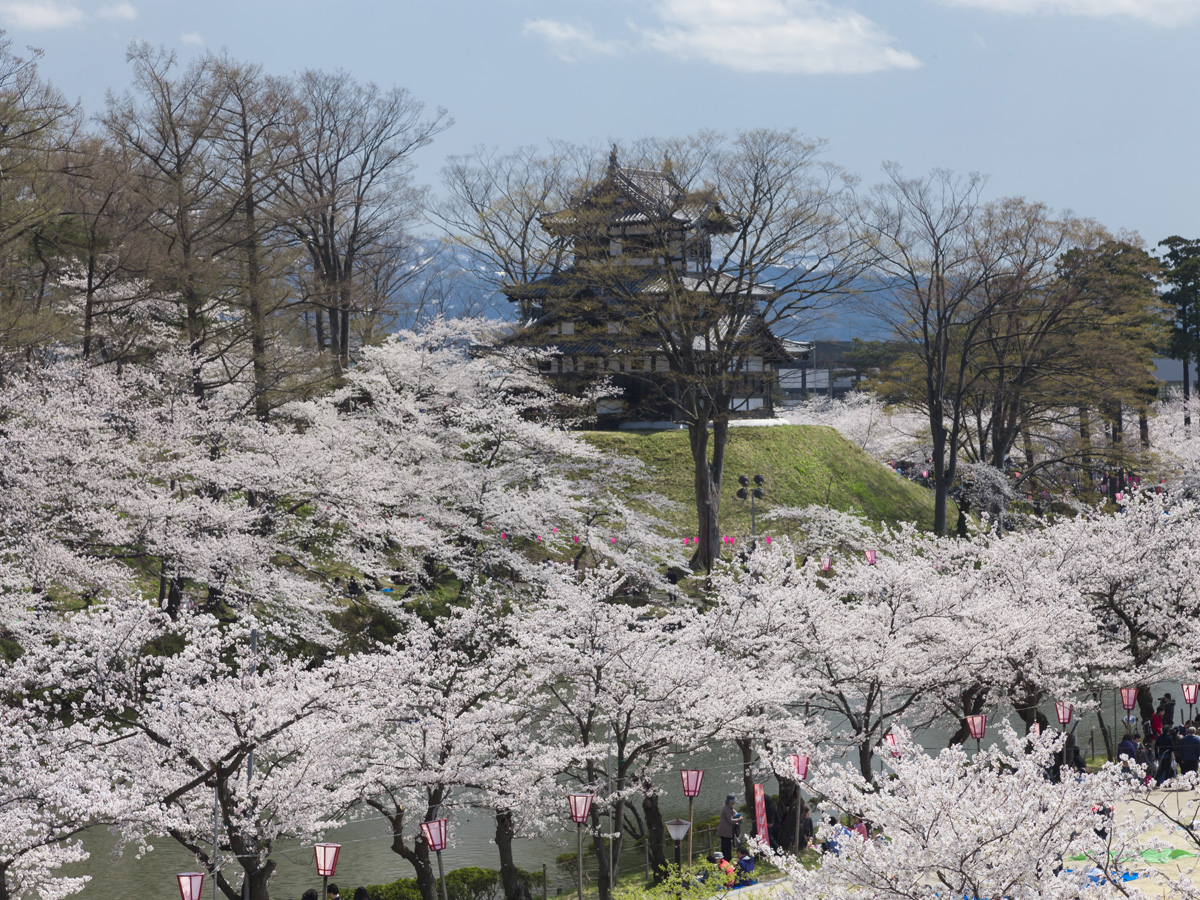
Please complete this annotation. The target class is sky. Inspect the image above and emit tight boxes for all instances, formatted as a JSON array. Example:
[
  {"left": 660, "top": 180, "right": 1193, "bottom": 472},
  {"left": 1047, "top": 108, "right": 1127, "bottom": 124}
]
[{"left": 0, "top": 0, "right": 1197, "bottom": 245}]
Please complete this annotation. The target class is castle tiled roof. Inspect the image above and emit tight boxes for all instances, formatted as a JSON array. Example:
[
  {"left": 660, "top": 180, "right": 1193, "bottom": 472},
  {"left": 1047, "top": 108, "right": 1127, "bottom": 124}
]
[
  {"left": 542, "top": 151, "right": 737, "bottom": 235},
  {"left": 505, "top": 265, "right": 774, "bottom": 302}
]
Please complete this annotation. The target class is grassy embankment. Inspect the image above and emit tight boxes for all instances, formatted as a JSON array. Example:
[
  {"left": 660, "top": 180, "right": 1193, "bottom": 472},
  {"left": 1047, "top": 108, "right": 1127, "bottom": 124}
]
[{"left": 583, "top": 424, "right": 944, "bottom": 540}]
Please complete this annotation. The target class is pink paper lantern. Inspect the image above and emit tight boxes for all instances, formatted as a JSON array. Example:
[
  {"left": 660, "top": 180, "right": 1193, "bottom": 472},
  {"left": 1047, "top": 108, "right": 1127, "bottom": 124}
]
[
  {"left": 177, "top": 873, "right": 205, "bottom": 900},
  {"left": 764, "top": 536, "right": 771, "bottom": 544},
  {"left": 1054, "top": 701, "right": 1072, "bottom": 726},
  {"left": 680, "top": 768, "right": 704, "bottom": 798},
  {"left": 420, "top": 818, "right": 449, "bottom": 853},
  {"left": 568, "top": 792, "right": 593, "bottom": 824},
  {"left": 573, "top": 535, "right": 579, "bottom": 543},
  {"left": 314, "top": 842, "right": 342, "bottom": 876},
  {"left": 884, "top": 733, "right": 899, "bottom": 756},
  {"left": 865, "top": 549, "right": 877, "bottom": 565},
  {"left": 1184, "top": 683, "right": 1200, "bottom": 706},
  {"left": 966, "top": 714, "right": 987, "bottom": 741},
  {"left": 1120, "top": 687, "right": 1137, "bottom": 711},
  {"left": 788, "top": 753, "right": 809, "bottom": 780},
  {"left": 820, "top": 556, "right": 832, "bottom": 572},
  {"left": 610, "top": 537, "right": 616, "bottom": 544}
]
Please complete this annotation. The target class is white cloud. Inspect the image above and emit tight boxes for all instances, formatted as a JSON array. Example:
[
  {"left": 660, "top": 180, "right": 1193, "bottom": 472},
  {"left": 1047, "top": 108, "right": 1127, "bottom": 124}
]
[
  {"left": 522, "top": 19, "right": 625, "bottom": 61},
  {"left": 0, "top": 0, "right": 85, "bottom": 28},
  {"left": 524, "top": 0, "right": 920, "bottom": 75},
  {"left": 96, "top": 1, "right": 135, "bottom": 20},
  {"left": 637, "top": 0, "right": 920, "bottom": 74},
  {"left": 180, "top": 31, "right": 203, "bottom": 45},
  {"left": 943, "top": 0, "right": 1198, "bottom": 26}
]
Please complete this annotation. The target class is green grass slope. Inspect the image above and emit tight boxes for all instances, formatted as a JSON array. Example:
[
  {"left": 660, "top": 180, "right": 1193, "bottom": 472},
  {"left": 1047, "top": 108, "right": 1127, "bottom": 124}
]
[{"left": 583, "top": 424, "right": 941, "bottom": 538}]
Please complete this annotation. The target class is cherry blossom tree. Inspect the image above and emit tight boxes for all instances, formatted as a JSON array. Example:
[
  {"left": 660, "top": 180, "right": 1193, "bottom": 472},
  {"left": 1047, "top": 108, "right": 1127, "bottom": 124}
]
[
  {"left": 781, "top": 392, "right": 931, "bottom": 465},
  {"left": 348, "top": 599, "right": 547, "bottom": 900},
  {"left": 8, "top": 602, "right": 358, "bottom": 900},
  {"left": 0, "top": 706, "right": 135, "bottom": 900},
  {"left": 781, "top": 725, "right": 1144, "bottom": 900},
  {"left": 515, "top": 566, "right": 721, "bottom": 900}
]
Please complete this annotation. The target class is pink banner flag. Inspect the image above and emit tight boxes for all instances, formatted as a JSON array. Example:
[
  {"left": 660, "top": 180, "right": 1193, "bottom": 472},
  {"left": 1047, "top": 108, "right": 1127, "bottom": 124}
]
[{"left": 753, "top": 783, "right": 768, "bottom": 841}]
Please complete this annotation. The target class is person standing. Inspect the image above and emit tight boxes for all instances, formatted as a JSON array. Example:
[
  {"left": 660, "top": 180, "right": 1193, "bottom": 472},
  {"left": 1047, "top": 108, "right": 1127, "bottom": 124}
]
[
  {"left": 1117, "top": 732, "right": 1139, "bottom": 762},
  {"left": 718, "top": 794, "right": 742, "bottom": 862},
  {"left": 1163, "top": 693, "right": 1177, "bottom": 728},
  {"left": 1178, "top": 728, "right": 1200, "bottom": 774}
]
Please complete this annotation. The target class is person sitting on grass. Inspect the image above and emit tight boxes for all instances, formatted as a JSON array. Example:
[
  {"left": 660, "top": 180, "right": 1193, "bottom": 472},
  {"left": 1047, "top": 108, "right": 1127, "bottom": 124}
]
[
  {"left": 712, "top": 851, "right": 737, "bottom": 886},
  {"left": 734, "top": 846, "right": 757, "bottom": 886}
]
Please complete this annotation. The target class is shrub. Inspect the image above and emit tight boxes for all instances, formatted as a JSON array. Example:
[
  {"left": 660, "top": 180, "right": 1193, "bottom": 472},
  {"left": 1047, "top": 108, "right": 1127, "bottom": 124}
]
[{"left": 368, "top": 866, "right": 546, "bottom": 900}]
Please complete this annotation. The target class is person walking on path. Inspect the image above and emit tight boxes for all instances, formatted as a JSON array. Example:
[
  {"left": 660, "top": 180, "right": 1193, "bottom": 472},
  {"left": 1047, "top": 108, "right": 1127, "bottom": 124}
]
[{"left": 718, "top": 794, "right": 742, "bottom": 862}]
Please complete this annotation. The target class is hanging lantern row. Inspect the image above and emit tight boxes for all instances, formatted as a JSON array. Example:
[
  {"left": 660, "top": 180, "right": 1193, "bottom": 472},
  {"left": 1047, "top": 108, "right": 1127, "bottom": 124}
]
[{"left": 682, "top": 536, "right": 773, "bottom": 546}]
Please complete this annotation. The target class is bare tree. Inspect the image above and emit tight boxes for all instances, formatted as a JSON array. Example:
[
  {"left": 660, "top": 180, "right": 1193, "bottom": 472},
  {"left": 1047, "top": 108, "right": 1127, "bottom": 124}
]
[
  {"left": 208, "top": 55, "right": 308, "bottom": 418},
  {"left": 282, "top": 70, "right": 449, "bottom": 371},
  {"left": 0, "top": 33, "right": 79, "bottom": 363},
  {"left": 101, "top": 43, "right": 237, "bottom": 399},
  {"left": 434, "top": 142, "right": 599, "bottom": 320},
  {"left": 858, "top": 166, "right": 1003, "bottom": 536},
  {"left": 55, "top": 135, "right": 155, "bottom": 361}
]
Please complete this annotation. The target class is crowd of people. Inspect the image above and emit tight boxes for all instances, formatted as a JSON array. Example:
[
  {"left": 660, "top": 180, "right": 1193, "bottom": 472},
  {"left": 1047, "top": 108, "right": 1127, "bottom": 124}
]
[{"left": 1117, "top": 691, "right": 1200, "bottom": 784}]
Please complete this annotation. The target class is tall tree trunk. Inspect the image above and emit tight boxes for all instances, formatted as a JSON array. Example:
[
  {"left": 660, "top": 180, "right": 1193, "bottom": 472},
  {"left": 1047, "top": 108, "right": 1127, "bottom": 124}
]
[
  {"left": 241, "top": 178, "right": 269, "bottom": 421},
  {"left": 589, "top": 807, "right": 613, "bottom": 900},
  {"left": 1095, "top": 690, "right": 1114, "bottom": 761},
  {"left": 368, "top": 802, "right": 438, "bottom": 900},
  {"left": 1079, "top": 407, "right": 1093, "bottom": 473},
  {"left": 690, "top": 423, "right": 719, "bottom": 572},
  {"left": 642, "top": 791, "right": 668, "bottom": 882},
  {"left": 1184, "top": 346, "right": 1192, "bottom": 428},
  {"left": 929, "top": 410, "right": 949, "bottom": 536},
  {"left": 858, "top": 739, "right": 875, "bottom": 783},
  {"left": 495, "top": 810, "right": 521, "bottom": 900},
  {"left": 736, "top": 737, "right": 755, "bottom": 837}
]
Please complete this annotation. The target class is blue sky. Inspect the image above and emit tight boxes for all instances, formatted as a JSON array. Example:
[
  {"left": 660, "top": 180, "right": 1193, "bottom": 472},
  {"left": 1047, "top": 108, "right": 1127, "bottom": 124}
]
[{"left": 1, "top": 0, "right": 1197, "bottom": 243}]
